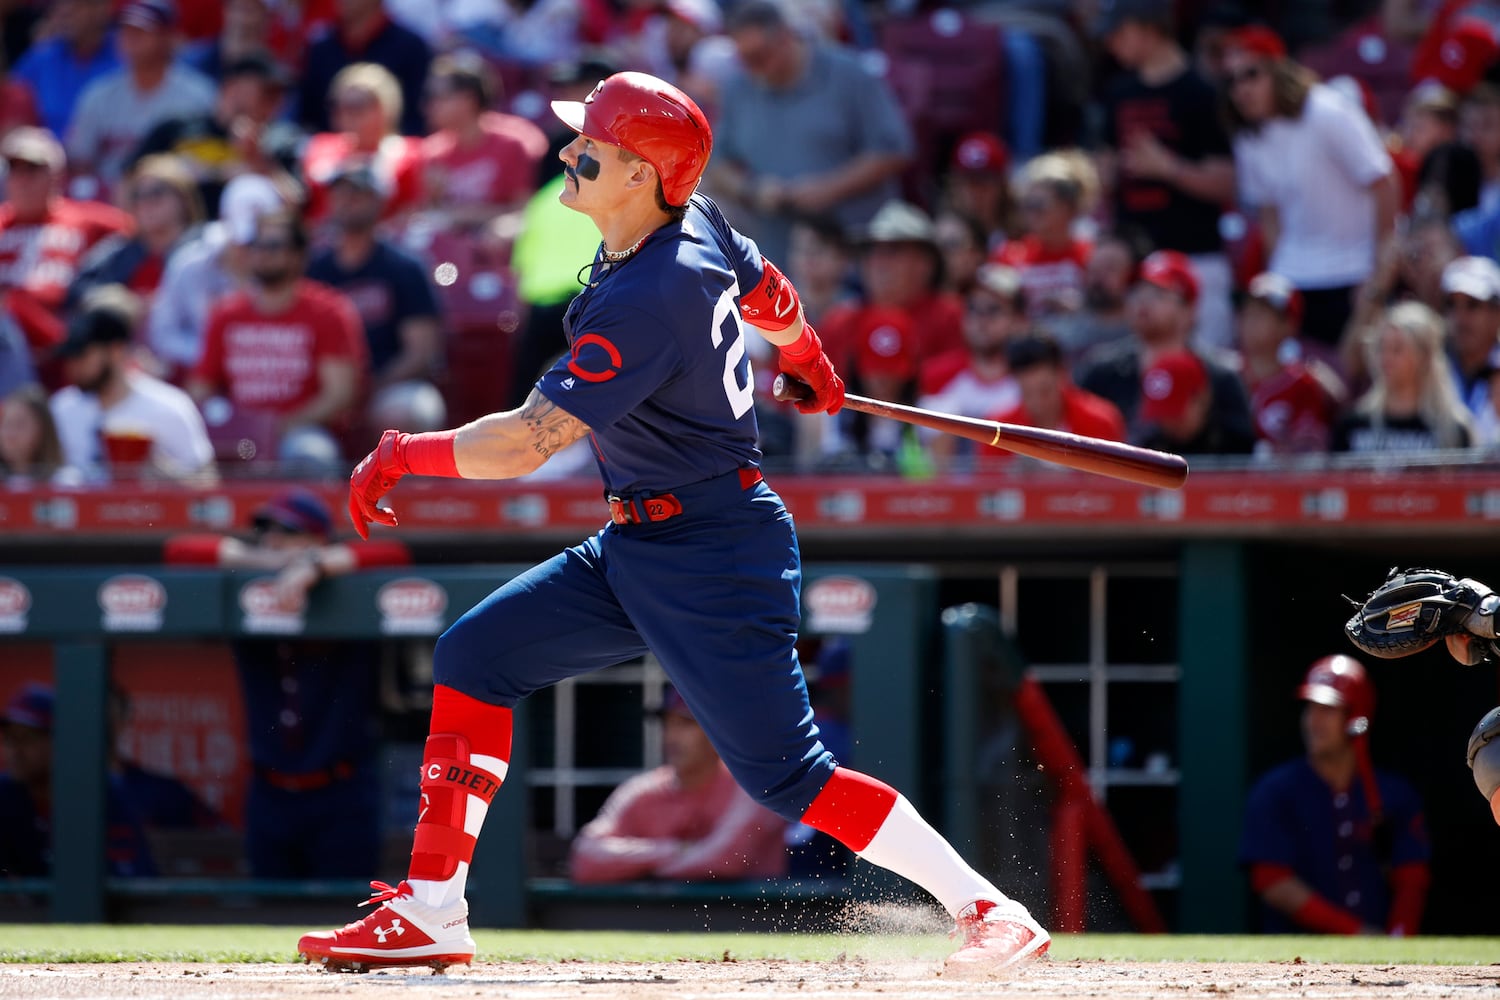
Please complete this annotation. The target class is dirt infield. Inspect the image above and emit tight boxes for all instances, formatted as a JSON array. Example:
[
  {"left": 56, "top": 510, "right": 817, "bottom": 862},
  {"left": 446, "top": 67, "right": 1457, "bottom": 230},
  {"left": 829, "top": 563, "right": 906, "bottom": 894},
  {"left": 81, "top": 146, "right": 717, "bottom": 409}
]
[{"left": 1, "top": 959, "right": 1496, "bottom": 1000}]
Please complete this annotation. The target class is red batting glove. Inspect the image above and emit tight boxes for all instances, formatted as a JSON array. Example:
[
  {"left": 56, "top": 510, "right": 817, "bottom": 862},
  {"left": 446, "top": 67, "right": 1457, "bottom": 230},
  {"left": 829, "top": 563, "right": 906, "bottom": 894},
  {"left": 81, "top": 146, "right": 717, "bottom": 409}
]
[
  {"left": 776, "top": 325, "right": 845, "bottom": 414},
  {"left": 348, "top": 429, "right": 410, "bottom": 539}
]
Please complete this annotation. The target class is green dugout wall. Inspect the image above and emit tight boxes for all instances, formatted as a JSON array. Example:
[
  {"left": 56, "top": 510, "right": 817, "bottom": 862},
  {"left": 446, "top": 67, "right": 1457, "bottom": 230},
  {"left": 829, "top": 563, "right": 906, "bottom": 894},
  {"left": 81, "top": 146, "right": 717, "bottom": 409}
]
[{"left": 0, "top": 564, "right": 936, "bottom": 924}]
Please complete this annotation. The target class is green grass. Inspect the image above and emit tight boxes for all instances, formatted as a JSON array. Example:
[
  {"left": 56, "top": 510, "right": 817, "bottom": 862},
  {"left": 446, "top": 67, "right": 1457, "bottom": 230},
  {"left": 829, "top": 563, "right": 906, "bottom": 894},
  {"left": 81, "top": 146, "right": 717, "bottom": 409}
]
[{"left": 0, "top": 927, "right": 1497, "bottom": 966}]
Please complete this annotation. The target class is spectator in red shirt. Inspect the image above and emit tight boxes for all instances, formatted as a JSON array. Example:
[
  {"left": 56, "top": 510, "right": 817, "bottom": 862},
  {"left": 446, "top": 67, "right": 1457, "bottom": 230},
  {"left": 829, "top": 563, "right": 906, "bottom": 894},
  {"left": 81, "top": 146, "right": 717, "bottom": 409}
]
[
  {"left": 418, "top": 52, "right": 548, "bottom": 229},
  {"left": 569, "top": 687, "right": 788, "bottom": 884},
  {"left": 188, "top": 209, "right": 368, "bottom": 467},
  {"left": 302, "top": 62, "right": 423, "bottom": 226},
  {"left": 920, "top": 263, "right": 1026, "bottom": 419},
  {"left": 993, "top": 151, "right": 1097, "bottom": 321},
  {"left": 820, "top": 200, "right": 964, "bottom": 370},
  {"left": 0, "top": 126, "right": 133, "bottom": 366},
  {"left": 991, "top": 331, "right": 1127, "bottom": 458},
  {"left": 1238, "top": 272, "right": 1347, "bottom": 456}
]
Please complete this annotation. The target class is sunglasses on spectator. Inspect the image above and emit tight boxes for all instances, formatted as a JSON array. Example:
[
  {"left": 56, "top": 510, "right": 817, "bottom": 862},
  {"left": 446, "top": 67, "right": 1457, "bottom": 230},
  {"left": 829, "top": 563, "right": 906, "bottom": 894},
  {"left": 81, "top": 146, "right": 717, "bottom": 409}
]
[
  {"left": 330, "top": 94, "right": 377, "bottom": 113},
  {"left": 1227, "top": 64, "right": 1265, "bottom": 88},
  {"left": 133, "top": 183, "right": 175, "bottom": 202}
]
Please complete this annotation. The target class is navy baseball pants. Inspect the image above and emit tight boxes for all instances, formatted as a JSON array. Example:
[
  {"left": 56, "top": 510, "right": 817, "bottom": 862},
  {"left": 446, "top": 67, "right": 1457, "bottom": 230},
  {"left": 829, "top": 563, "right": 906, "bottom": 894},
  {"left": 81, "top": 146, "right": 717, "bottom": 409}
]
[{"left": 432, "top": 469, "right": 838, "bottom": 821}]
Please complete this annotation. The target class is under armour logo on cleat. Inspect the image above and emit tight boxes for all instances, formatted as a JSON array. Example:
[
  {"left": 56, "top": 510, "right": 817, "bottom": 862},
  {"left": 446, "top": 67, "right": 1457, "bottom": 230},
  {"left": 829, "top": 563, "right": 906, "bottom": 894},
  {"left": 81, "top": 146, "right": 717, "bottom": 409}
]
[{"left": 373, "top": 920, "right": 405, "bottom": 943}]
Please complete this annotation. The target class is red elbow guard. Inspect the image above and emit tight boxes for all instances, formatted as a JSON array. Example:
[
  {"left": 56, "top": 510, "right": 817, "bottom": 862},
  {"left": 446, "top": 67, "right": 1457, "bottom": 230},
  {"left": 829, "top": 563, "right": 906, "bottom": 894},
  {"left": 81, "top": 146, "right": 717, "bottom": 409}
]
[{"left": 739, "top": 257, "right": 800, "bottom": 331}]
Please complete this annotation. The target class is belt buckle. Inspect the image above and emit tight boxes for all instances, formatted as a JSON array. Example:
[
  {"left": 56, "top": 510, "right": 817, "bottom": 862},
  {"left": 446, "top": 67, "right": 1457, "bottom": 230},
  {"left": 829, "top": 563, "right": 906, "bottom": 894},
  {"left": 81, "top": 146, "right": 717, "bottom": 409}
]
[{"left": 607, "top": 495, "right": 636, "bottom": 525}]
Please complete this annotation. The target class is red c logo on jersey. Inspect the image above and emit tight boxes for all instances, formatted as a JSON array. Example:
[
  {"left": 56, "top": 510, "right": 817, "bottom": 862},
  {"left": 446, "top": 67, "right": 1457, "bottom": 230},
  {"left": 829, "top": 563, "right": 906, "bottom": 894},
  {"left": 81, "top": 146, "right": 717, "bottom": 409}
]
[{"left": 566, "top": 333, "right": 623, "bottom": 383}]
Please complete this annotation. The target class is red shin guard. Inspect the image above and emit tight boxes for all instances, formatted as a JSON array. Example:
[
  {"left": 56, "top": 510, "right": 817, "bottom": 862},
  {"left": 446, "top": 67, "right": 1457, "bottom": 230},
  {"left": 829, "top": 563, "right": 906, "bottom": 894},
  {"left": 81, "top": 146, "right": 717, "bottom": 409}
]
[
  {"left": 799, "top": 767, "right": 899, "bottom": 853},
  {"left": 408, "top": 686, "right": 513, "bottom": 881}
]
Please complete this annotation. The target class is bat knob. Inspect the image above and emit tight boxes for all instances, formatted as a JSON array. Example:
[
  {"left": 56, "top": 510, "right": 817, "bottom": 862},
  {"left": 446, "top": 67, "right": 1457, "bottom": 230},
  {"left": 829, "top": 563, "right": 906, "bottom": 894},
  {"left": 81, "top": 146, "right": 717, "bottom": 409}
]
[{"left": 773, "top": 374, "right": 812, "bottom": 402}]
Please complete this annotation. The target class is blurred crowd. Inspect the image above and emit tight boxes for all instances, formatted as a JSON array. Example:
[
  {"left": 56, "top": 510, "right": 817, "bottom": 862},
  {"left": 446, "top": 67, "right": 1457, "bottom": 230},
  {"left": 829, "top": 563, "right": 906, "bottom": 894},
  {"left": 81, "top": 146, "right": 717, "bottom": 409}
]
[{"left": 2, "top": 0, "right": 1500, "bottom": 485}]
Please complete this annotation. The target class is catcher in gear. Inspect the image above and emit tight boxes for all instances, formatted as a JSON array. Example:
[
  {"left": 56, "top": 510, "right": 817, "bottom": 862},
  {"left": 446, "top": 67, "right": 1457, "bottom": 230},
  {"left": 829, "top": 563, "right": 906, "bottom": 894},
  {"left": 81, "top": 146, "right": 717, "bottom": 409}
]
[{"left": 1346, "top": 568, "right": 1500, "bottom": 823}]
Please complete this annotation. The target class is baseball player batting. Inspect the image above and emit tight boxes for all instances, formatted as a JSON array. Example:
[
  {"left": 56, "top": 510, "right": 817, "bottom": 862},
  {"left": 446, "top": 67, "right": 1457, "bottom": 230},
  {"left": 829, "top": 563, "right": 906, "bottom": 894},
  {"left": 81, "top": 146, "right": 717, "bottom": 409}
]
[
  {"left": 296, "top": 72, "right": 1049, "bottom": 977},
  {"left": 1345, "top": 569, "right": 1500, "bottom": 822}
]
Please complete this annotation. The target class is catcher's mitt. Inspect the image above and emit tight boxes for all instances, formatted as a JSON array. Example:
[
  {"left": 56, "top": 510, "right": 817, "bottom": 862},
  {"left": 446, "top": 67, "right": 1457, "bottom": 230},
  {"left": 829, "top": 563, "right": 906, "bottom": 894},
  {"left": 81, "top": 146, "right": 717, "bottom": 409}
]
[{"left": 1344, "top": 567, "right": 1497, "bottom": 660}]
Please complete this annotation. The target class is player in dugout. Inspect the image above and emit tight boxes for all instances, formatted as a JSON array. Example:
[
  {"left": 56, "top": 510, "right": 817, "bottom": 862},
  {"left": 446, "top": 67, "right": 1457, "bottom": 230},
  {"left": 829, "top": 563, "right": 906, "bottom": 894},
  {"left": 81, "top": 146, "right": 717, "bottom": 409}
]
[
  {"left": 296, "top": 71, "right": 1049, "bottom": 977},
  {"left": 1238, "top": 655, "right": 1430, "bottom": 935}
]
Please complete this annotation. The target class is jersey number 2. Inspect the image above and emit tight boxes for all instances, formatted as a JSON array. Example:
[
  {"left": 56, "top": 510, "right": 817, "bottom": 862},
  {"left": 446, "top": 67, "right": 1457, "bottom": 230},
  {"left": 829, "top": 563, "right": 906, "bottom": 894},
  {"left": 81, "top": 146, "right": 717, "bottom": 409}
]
[{"left": 711, "top": 282, "right": 755, "bottom": 419}]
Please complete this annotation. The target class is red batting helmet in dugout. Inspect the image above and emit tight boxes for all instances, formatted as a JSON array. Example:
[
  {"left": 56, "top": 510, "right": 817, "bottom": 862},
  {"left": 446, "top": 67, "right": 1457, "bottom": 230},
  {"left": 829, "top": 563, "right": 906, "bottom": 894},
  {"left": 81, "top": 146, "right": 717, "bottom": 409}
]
[
  {"left": 1298, "top": 654, "right": 1375, "bottom": 736},
  {"left": 550, "top": 71, "right": 712, "bottom": 207}
]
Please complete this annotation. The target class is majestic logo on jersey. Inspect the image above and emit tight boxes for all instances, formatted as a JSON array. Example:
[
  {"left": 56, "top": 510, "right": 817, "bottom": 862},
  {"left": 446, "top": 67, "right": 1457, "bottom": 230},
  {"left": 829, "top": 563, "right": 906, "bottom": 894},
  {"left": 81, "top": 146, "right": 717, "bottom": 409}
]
[{"left": 566, "top": 333, "right": 623, "bottom": 383}]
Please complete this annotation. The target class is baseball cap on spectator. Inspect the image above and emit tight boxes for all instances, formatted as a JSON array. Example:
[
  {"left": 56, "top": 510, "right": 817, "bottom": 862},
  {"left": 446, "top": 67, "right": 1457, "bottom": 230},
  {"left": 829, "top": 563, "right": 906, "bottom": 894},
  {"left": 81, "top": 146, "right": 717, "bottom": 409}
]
[
  {"left": 1140, "top": 349, "right": 1208, "bottom": 424},
  {"left": 1, "top": 126, "right": 64, "bottom": 173},
  {"left": 862, "top": 200, "right": 937, "bottom": 246},
  {"left": 223, "top": 51, "right": 292, "bottom": 91},
  {"left": 667, "top": 0, "right": 722, "bottom": 33},
  {"left": 1246, "top": 272, "right": 1304, "bottom": 326},
  {"left": 1441, "top": 255, "right": 1500, "bottom": 302},
  {"left": 951, "top": 131, "right": 1009, "bottom": 176},
  {"left": 1006, "top": 331, "right": 1065, "bottom": 374},
  {"left": 547, "top": 49, "right": 621, "bottom": 87},
  {"left": 119, "top": 0, "right": 178, "bottom": 30},
  {"left": 54, "top": 297, "right": 133, "bottom": 359},
  {"left": 1094, "top": 0, "right": 1174, "bottom": 37},
  {"left": 1138, "top": 250, "right": 1200, "bottom": 304},
  {"left": 328, "top": 157, "right": 391, "bottom": 200},
  {"left": 219, "top": 173, "right": 284, "bottom": 246},
  {"left": 2, "top": 683, "right": 54, "bottom": 731},
  {"left": 1423, "top": 18, "right": 1500, "bottom": 96},
  {"left": 252, "top": 488, "right": 334, "bottom": 539},
  {"left": 1226, "top": 24, "right": 1287, "bottom": 59},
  {"left": 972, "top": 261, "right": 1024, "bottom": 302},
  {"left": 855, "top": 308, "right": 918, "bottom": 381}
]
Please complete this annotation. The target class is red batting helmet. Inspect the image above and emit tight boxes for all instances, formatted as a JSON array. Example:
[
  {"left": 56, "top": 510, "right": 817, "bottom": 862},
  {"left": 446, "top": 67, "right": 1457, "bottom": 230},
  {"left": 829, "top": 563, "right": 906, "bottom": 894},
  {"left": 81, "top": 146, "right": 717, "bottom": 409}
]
[
  {"left": 550, "top": 71, "right": 712, "bottom": 207},
  {"left": 1298, "top": 654, "right": 1375, "bottom": 736}
]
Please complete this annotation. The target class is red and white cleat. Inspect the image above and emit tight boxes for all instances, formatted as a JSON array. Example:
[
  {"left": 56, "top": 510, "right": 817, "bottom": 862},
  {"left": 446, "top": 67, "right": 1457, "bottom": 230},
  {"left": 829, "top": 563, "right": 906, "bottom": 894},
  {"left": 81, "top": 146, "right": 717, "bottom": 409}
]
[
  {"left": 297, "top": 880, "right": 475, "bottom": 974},
  {"left": 943, "top": 898, "right": 1050, "bottom": 978}
]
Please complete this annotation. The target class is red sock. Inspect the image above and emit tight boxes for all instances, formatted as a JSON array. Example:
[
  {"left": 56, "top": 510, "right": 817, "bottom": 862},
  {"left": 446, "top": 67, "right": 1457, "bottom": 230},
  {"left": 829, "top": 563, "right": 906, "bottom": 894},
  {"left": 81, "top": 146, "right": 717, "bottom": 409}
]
[
  {"left": 799, "top": 767, "right": 898, "bottom": 852},
  {"left": 408, "top": 685, "right": 512, "bottom": 882}
]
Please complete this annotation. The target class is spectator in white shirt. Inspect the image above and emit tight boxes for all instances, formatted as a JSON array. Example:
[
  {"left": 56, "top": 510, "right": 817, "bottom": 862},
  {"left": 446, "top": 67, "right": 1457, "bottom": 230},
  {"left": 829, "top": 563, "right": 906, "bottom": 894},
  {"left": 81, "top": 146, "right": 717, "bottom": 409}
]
[
  {"left": 1223, "top": 25, "right": 1398, "bottom": 355},
  {"left": 50, "top": 286, "right": 216, "bottom": 483}
]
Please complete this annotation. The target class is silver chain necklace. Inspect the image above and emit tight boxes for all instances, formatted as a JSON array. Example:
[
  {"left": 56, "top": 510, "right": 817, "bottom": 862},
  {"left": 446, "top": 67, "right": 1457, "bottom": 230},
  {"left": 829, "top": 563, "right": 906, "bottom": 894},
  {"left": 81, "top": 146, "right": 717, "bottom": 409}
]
[{"left": 600, "top": 232, "right": 650, "bottom": 262}]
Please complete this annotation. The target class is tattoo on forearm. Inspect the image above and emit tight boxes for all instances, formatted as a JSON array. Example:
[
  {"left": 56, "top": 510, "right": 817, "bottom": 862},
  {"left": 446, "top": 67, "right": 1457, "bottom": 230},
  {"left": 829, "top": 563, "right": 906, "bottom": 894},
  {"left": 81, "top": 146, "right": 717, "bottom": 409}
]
[{"left": 520, "top": 390, "right": 589, "bottom": 460}]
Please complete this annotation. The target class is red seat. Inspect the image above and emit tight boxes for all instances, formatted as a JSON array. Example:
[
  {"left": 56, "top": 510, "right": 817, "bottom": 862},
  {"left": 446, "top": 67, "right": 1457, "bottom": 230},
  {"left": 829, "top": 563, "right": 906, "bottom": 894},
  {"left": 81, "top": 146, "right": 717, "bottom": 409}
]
[{"left": 880, "top": 8, "right": 1009, "bottom": 206}]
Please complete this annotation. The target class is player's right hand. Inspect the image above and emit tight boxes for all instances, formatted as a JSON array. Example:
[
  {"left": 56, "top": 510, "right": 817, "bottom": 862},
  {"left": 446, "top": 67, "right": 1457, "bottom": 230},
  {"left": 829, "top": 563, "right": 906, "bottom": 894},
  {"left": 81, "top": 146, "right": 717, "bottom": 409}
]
[
  {"left": 776, "top": 330, "right": 845, "bottom": 415},
  {"left": 348, "top": 429, "right": 410, "bottom": 539}
]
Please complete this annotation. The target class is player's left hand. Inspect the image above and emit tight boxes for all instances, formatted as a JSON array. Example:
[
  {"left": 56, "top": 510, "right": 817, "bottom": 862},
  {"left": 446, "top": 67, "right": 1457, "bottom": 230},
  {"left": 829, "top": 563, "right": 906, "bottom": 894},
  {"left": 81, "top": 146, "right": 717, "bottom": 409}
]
[{"left": 348, "top": 429, "right": 410, "bottom": 539}]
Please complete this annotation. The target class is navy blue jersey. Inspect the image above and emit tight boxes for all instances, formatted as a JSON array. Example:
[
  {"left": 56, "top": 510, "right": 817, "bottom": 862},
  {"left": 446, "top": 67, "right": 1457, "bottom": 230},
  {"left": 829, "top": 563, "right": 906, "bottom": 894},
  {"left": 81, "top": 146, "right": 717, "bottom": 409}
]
[
  {"left": 537, "top": 194, "right": 765, "bottom": 495},
  {"left": 1238, "top": 757, "right": 1429, "bottom": 932}
]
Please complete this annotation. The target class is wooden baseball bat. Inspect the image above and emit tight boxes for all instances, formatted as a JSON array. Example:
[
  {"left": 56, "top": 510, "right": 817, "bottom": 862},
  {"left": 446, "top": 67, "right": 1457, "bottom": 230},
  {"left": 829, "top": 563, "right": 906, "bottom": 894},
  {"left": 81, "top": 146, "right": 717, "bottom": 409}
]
[{"left": 773, "top": 374, "right": 1190, "bottom": 490}]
